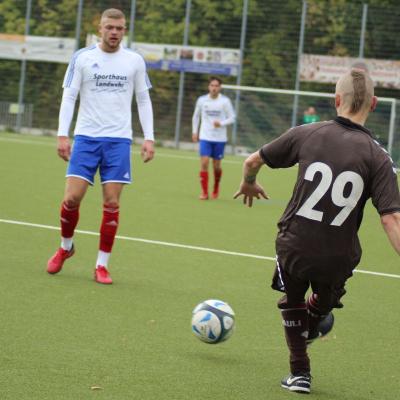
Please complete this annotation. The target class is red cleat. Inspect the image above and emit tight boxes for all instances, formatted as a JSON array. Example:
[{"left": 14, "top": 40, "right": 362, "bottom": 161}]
[
  {"left": 47, "top": 245, "right": 75, "bottom": 274},
  {"left": 199, "top": 193, "right": 209, "bottom": 200},
  {"left": 94, "top": 266, "right": 113, "bottom": 284},
  {"left": 211, "top": 190, "right": 219, "bottom": 199}
]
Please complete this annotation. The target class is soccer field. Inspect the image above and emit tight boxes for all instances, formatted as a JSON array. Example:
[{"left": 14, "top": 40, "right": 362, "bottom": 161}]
[{"left": 0, "top": 131, "right": 399, "bottom": 400}]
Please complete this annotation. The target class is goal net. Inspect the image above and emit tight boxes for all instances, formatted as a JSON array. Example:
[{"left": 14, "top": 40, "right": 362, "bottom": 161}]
[{"left": 223, "top": 85, "right": 399, "bottom": 165}]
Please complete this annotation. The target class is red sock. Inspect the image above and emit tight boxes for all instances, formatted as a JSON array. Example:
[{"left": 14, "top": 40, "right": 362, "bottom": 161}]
[
  {"left": 99, "top": 204, "right": 119, "bottom": 253},
  {"left": 213, "top": 169, "right": 222, "bottom": 194},
  {"left": 281, "top": 305, "right": 310, "bottom": 374},
  {"left": 60, "top": 202, "right": 79, "bottom": 238},
  {"left": 199, "top": 171, "right": 208, "bottom": 195}
]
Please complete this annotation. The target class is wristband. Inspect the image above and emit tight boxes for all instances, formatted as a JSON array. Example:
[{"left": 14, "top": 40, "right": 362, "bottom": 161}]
[{"left": 244, "top": 175, "right": 256, "bottom": 184}]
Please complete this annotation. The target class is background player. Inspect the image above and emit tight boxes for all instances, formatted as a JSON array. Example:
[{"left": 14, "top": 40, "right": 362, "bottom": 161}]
[
  {"left": 303, "top": 106, "right": 320, "bottom": 124},
  {"left": 192, "top": 76, "right": 235, "bottom": 200},
  {"left": 234, "top": 69, "right": 400, "bottom": 393},
  {"left": 47, "top": 8, "right": 155, "bottom": 284}
]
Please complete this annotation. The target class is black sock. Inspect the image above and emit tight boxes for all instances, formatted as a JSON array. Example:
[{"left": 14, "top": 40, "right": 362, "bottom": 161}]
[
  {"left": 307, "top": 293, "right": 326, "bottom": 338},
  {"left": 281, "top": 305, "right": 310, "bottom": 374}
]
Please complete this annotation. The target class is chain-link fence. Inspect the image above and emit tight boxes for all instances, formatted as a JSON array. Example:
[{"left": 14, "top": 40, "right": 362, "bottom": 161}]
[
  {"left": 0, "top": 101, "right": 33, "bottom": 131},
  {"left": 0, "top": 0, "right": 399, "bottom": 160}
]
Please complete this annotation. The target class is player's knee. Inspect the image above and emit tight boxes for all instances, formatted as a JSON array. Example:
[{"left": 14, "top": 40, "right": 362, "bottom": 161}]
[
  {"left": 277, "top": 295, "right": 289, "bottom": 309},
  {"left": 277, "top": 295, "right": 305, "bottom": 310},
  {"left": 309, "top": 287, "right": 346, "bottom": 314},
  {"left": 308, "top": 293, "right": 335, "bottom": 315},
  {"left": 103, "top": 201, "right": 119, "bottom": 209},
  {"left": 63, "top": 197, "right": 81, "bottom": 209}
]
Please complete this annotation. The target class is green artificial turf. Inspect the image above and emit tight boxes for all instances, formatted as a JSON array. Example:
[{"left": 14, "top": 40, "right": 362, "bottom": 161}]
[{"left": 0, "top": 132, "right": 399, "bottom": 399}]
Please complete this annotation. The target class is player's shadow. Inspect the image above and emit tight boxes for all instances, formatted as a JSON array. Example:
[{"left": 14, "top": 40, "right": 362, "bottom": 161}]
[
  {"left": 185, "top": 349, "right": 246, "bottom": 366},
  {"left": 311, "top": 390, "right": 373, "bottom": 400}
]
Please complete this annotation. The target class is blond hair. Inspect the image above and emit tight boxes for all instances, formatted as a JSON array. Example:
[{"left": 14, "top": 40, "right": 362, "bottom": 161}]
[
  {"left": 101, "top": 8, "right": 126, "bottom": 20},
  {"left": 336, "top": 69, "right": 374, "bottom": 115}
]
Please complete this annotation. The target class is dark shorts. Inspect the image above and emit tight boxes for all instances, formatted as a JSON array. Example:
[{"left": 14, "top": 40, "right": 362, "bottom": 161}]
[
  {"left": 271, "top": 260, "right": 347, "bottom": 313},
  {"left": 67, "top": 136, "right": 132, "bottom": 185},
  {"left": 199, "top": 140, "right": 226, "bottom": 159}
]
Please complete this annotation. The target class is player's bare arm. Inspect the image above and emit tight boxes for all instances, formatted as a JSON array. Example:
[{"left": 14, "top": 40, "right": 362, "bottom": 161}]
[
  {"left": 380, "top": 212, "right": 400, "bottom": 255},
  {"left": 192, "top": 133, "right": 199, "bottom": 142},
  {"left": 234, "top": 151, "right": 269, "bottom": 207},
  {"left": 57, "top": 136, "right": 71, "bottom": 161},
  {"left": 141, "top": 140, "right": 155, "bottom": 163}
]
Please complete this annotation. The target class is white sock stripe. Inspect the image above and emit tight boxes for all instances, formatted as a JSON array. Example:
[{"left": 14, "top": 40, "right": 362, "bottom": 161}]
[
  {"left": 308, "top": 293, "right": 319, "bottom": 307},
  {"left": 61, "top": 237, "right": 73, "bottom": 251},
  {"left": 96, "top": 250, "right": 111, "bottom": 268}
]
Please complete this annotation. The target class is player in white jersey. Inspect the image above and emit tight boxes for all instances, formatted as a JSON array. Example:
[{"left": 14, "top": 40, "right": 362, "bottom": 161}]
[
  {"left": 47, "top": 8, "right": 154, "bottom": 284},
  {"left": 192, "top": 77, "right": 235, "bottom": 200}
]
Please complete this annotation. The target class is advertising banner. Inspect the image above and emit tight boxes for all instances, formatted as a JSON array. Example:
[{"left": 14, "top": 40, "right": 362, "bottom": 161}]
[
  {"left": 0, "top": 33, "right": 239, "bottom": 76},
  {"left": 87, "top": 35, "right": 240, "bottom": 76},
  {"left": 300, "top": 54, "right": 400, "bottom": 89},
  {"left": 0, "top": 34, "right": 75, "bottom": 63}
]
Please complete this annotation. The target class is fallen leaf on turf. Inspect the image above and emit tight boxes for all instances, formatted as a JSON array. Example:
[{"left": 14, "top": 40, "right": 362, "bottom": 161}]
[{"left": 91, "top": 386, "right": 103, "bottom": 390}]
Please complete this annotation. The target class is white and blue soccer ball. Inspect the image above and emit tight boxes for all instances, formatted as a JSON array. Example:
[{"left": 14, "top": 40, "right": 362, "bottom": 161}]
[{"left": 191, "top": 299, "right": 235, "bottom": 344}]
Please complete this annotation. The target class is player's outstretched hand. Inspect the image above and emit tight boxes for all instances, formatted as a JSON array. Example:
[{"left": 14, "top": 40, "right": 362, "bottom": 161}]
[
  {"left": 233, "top": 181, "right": 269, "bottom": 207},
  {"left": 141, "top": 140, "right": 155, "bottom": 163},
  {"left": 57, "top": 136, "right": 71, "bottom": 161}
]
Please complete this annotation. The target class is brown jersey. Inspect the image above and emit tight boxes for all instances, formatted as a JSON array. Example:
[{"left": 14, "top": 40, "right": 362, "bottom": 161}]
[{"left": 260, "top": 116, "right": 400, "bottom": 282}]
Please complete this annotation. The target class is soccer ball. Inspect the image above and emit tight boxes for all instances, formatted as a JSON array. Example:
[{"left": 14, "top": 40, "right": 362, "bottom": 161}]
[{"left": 191, "top": 299, "right": 235, "bottom": 344}]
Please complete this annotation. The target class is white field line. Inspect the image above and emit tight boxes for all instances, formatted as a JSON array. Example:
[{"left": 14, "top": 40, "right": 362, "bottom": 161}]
[
  {"left": 0, "top": 135, "right": 242, "bottom": 164},
  {"left": 1, "top": 218, "right": 399, "bottom": 280}
]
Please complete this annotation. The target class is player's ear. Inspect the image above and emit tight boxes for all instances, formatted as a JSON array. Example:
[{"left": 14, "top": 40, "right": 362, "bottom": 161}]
[
  {"left": 370, "top": 96, "right": 378, "bottom": 112},
  {"left": 335, "top": 94, "right": 341, "bottom": 109}
]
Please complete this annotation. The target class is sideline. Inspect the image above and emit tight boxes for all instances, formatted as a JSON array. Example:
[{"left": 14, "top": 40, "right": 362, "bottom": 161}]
[{"left": 0, "top": 135, "right": 242, "bottom": 164}]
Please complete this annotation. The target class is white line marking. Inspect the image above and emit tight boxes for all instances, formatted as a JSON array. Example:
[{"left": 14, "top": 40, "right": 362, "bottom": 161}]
[
  {"left": 0, "top": 136, "right": 242, "bottom": 164},
  {"left": 1, "top": 218, "right": 399, "bottom": 279},
  {"left": 0, "top": 136, "right": 55, "bottom": 147}
]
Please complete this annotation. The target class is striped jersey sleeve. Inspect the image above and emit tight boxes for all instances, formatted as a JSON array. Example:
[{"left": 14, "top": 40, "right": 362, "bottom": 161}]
[{"left": 63, "top": 45, "right": 96, "bottom": 89}]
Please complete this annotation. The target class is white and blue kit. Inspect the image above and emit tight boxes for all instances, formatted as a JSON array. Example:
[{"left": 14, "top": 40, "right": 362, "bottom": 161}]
[
  {"left": 58, "top": 43, "right": 154, "bottom": 184},
  {"left": 192, "top": 93, "right": 235, "bottom": 159}
]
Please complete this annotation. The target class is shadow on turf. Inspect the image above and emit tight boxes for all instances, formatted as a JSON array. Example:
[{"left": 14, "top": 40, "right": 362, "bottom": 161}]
[{"left": 185, "top": 349, "right": 244, "bottom": 365}]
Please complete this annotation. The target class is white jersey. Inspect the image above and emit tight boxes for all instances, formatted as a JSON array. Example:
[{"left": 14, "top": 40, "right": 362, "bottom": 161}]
[
  {"left": 192, "top": 94, "right": 235, "bottom": 142},
  {"left": 63, "top": 43, "right": 151, "bottom": 140}
]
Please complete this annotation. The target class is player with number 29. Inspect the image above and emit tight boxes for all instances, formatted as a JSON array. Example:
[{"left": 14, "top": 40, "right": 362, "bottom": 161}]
[{"left": 234, "top": 68, "right": 400, "bottom": 394}]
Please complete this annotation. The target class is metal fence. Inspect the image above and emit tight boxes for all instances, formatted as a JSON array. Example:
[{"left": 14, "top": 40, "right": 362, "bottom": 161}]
[
  {"left": 0, "top": 101, "right": 33, "bottom": 132},
  {"left": 0, "top": 0, "right": 399, "bottom": 160}
]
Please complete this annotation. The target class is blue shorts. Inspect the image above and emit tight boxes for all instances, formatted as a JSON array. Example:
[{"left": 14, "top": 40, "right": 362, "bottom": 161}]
[
  {"left": 199, "top": 140, "right": 226, "bottom": 160},
  {"left": 67, "top": 136, "right": 132, "bottom": 185}
]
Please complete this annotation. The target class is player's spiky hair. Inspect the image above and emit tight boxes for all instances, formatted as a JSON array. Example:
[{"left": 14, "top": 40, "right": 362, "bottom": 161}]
[{"left": 336, "top": 68, "right": 374, "bottom": 115}]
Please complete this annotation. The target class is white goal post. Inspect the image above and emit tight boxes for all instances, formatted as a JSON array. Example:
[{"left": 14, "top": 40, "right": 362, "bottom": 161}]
[{"left": 223, "top": 84, "right": 398, "bottom": 160}]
